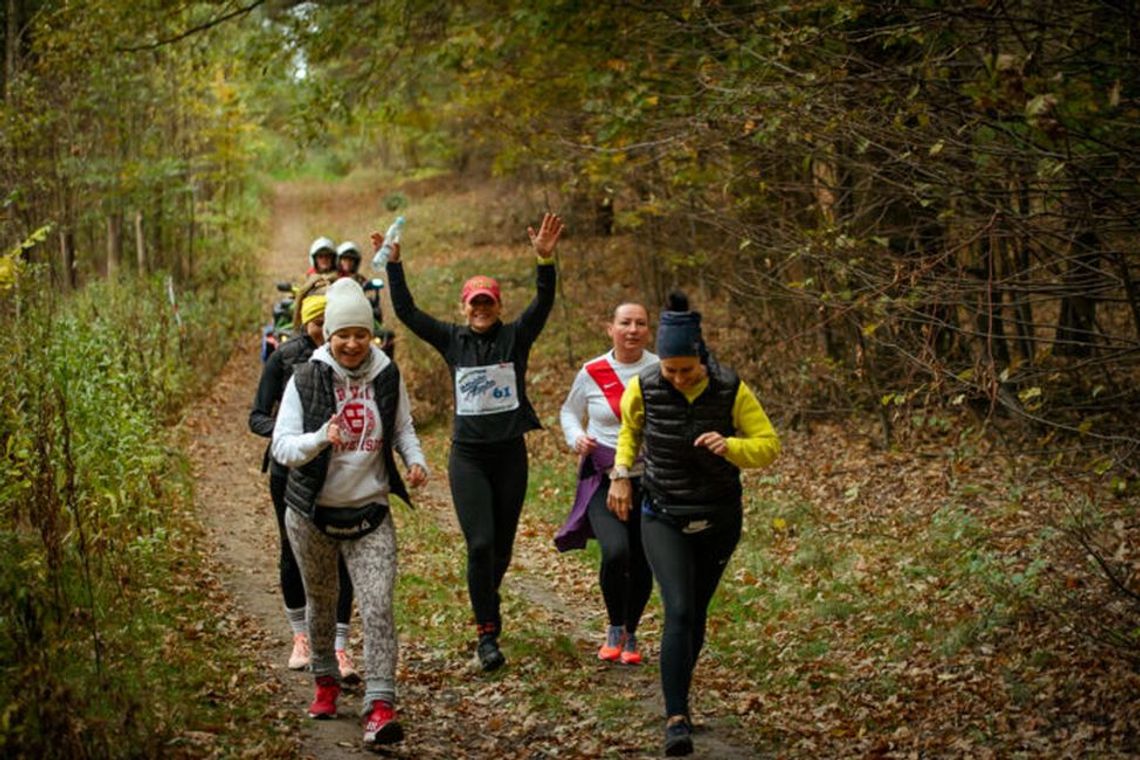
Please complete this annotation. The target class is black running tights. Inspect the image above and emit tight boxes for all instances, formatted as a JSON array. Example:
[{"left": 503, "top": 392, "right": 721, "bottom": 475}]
[
  {"left": 641, "top": 505, "right": 742, "bottom": 718},
  {"left": 448, "top": 438, "right": 529, "bottom": 636}
]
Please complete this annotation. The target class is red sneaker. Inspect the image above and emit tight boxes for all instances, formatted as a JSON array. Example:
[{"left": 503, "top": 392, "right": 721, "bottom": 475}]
[
  {"left": 307, "top": 675, "right": 340, "bottom": 719},
  {"left": 362, "top": 699, "right": 404, "bottom": 745}
]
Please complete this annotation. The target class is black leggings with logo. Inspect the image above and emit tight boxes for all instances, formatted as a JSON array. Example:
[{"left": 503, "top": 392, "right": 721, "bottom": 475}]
[
  {"left": 448, "top": 438, "right": 529, "bottom": 637},
  {"left": 641, "top": 504, "right": 742, "bottom": 718}
]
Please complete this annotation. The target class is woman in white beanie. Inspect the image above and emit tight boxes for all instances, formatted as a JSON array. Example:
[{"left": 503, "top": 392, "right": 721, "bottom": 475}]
[{"left": 272, "top": 277, "right": 429, "bottom": 748}]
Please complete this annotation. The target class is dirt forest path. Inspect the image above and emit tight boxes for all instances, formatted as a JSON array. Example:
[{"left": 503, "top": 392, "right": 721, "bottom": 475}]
[{"left": 186, "top": 180, "right": 761, "bottom": 759}]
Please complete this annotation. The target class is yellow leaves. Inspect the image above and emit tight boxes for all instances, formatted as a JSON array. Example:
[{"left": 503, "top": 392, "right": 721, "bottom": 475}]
[
  {"left": 1, "top": 225, "right": 52, "bottom": 293},
  {"left": 0, "top": 252, "right": 19, "bottom": 293}
]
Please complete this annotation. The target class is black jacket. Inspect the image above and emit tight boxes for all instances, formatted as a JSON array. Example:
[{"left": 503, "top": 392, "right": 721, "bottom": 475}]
[
  {"left": 387, "top": 260, "right": 555, "bottom": 443},
  {"left": 249, "top": 335, "right": 318, "bottom": 471}
]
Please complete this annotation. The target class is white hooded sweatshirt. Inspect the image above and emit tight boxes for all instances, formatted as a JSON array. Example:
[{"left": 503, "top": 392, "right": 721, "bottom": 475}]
[{"left": 271, "top": 343, "right": 428, "bottom": 510}]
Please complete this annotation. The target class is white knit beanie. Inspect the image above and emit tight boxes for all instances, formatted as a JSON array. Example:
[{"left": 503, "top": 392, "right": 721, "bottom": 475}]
[{"left": 322, "top": 277, "right": 374, "bottom": 339}]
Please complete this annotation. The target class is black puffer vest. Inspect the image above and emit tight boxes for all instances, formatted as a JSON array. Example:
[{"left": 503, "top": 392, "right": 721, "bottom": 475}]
[
  {"left": 641, "top": 361, "right": 741, "bottom": 517},
  {"left": 284, "top": 360, "right": 411, "bottom": 519},
  {"left": 277, "top": 334, "right": 317, "bottom": 374}
]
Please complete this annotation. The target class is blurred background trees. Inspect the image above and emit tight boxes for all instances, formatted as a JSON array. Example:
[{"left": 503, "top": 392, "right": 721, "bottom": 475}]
[{"left": 1, "top": 1, "right": 1136, "bottom": 752}]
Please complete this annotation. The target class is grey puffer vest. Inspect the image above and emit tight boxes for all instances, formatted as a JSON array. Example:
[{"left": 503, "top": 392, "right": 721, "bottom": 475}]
[
  {"left": 641, "top": 361, "right": 741, "bottom": 517},
  {"left": 284, "top": 360, "right": 411, "bottom": 519}
]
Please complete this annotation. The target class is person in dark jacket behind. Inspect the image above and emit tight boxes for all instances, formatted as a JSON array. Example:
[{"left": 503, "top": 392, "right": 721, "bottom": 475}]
[
  {"left": 249, "top": 284, "right": 360, "bottom": 682},
  {"left": 271, "top": 277, "right": 428, "bottom": 749},
  {"left": 608, "top": 291, "right": 780, "bottom": 757},
  {"left": 372, "top": 212, "right": 563, "bottom": 672}
]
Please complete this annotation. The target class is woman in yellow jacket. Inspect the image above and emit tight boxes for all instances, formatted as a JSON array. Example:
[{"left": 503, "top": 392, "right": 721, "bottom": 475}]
[{"left": 608, "top": 291, "right": 780, "bottom": 757}]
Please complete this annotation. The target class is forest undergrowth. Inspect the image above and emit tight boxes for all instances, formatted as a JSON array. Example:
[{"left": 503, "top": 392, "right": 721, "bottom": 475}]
[{"left": 383, "top": 171, "right": 1139, "bottom": 757}]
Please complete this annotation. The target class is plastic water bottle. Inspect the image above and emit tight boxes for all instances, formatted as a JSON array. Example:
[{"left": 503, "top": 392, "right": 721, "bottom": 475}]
[{"left": 371, "top": 216, "right": 405, "bottom": 271}]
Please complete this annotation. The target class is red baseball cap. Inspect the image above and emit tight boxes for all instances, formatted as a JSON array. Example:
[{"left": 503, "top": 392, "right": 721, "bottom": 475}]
[{"left": 461, "top": 275, "right": 501, "bottom": 304}]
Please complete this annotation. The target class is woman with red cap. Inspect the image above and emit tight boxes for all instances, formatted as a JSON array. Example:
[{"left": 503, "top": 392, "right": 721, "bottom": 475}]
[{"left": 373, "top": 213, "right": 563, "bottom": 672}]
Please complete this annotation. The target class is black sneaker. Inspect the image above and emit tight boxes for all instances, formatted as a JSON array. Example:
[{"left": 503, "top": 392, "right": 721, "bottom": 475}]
[
  {"left": 476, "top": 634, "right": 505, "bottom": 672},
  {"left": 664, "top": 717, "right": 693, "bottom": 756}
]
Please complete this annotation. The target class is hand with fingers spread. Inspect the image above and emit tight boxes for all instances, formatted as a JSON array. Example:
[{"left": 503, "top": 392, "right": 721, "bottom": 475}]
[{"left": 527, "top": 212, "right": 564, "bottom": 258}]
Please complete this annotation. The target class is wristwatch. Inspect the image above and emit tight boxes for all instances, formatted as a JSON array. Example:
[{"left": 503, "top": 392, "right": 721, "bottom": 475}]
[{"left": 609, "top": 466, "right": 630, "bottom": 481}]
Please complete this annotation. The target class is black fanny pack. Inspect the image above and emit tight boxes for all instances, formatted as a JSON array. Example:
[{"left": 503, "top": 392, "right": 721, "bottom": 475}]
[{"left": 312, "top": 502, "right": 389, "bottom": 540}]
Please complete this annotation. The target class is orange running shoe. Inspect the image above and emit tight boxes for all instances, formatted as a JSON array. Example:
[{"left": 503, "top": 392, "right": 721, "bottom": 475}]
[
  {"left": 597, "top": 625, "right": 624, "bottom": 662},
  {"left": 619, "top": 632, "right": 642, "bottom": 665}
]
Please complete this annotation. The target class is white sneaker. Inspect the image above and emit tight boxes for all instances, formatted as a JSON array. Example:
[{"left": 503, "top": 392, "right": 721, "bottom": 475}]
[
  {"left": 288, "top": 633, "right": 311, "bottom": 670},
  {"left": 337, "top": 648, "right": 361, "bottom": 685}
]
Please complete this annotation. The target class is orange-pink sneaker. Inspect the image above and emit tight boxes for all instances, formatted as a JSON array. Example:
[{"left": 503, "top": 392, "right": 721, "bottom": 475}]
[
  {"left": 597, "top": 626, "right": 624, "bottom": 662},
  {"left": 619, "top": 633, "right": 642, "bottom": 665},
  {"left": 288, "top": 633, "right": 311, "bottom": 670},
  {"left": 336, "top": 648, "right": 361, "bottom": 685}
]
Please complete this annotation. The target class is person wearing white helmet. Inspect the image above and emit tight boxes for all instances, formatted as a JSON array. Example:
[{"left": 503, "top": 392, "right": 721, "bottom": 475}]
[
  {"left": 336, "top": 241, "right": 364, "bottom": 280},
  {"left": 307, "top": 237, "right": 337, "bottom": 276},
  {"left": 338, "top": 240, "right": 394, "bottom": 358}
]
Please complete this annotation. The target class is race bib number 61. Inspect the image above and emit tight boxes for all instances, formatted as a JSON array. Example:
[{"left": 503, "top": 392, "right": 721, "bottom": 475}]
[{"left": 455, "top": 363, "right": 520, "bottom": 416}]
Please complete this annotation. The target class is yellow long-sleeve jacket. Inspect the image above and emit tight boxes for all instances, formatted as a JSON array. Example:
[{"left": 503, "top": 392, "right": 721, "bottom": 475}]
[{"left": 614, "top": 373, "right": 780, "bottom": 472}]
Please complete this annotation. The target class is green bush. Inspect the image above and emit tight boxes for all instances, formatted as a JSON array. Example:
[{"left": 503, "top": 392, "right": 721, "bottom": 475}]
[{"left": 0, "top": 266, "right": 264, "bottom": 758}]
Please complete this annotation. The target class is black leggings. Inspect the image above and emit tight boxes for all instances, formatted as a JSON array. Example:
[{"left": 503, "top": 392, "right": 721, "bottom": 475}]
[
  {"left": 641, "top": 504, "right": 742, "bottom": 718},
  {"left": 448, "top": 438, "right": 528, "bottom": 636},
  {"left": 586, "top": 479, "right": 653, "bottom": 633},
  {"left": 270, "top": 463, "right": 354, "bottom": 624}
]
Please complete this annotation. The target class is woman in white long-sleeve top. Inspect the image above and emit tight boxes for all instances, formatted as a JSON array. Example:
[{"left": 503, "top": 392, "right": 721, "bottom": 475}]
[
  {"left": 272, "top": 277, "right": 428, "bottom": 749},
  {"left": 556, "top": 303, "right": 658, "bottom": 665}
]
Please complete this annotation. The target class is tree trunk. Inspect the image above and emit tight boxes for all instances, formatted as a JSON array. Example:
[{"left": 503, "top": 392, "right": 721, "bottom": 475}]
[
  {"left": 1055, "top": 231, "right": 1100, "bottom": 357},
  {"left": 106, "top": 213, "right": 122, "bottom": 278},
  {"left": 1112, "top": 250, "right": 1140, "bottom": 343},
  {"left": 134, "top": 210, "right": 146, "bottom": 275},
  {"left": 59, "top": 229, "right": 76, "bottom": 290},
  {"left": 3, "top": 0, "right": 18, "bottom": 101},
  {"left": 976, "top": 237, "right": 1010, "bottom": 366}
]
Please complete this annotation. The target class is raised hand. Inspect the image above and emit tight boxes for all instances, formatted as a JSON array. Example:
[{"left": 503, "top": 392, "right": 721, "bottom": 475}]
[
  {"left": 369, "top": 231, "right": 401, "bottom": 263},
  {"left": 527, "top": 212, "right": 564, "bottom": 258}
]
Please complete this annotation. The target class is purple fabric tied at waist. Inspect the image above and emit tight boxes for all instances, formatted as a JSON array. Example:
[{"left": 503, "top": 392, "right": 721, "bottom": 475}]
[{"left": 554, "top": 445, "right": 616, "bottom": 552}]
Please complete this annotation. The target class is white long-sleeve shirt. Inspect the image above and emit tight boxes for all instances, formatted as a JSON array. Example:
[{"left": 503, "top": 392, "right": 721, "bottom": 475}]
[
  {"left": 272, "top": 344, "right": 428, "bottom": 509},
  {"left": 560, "top": 349, "right": 658, "bottom": 451}
]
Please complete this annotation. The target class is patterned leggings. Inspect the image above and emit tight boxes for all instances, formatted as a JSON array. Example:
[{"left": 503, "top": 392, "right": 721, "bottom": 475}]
[{"left": 286, "top": 508, "right": 398, "bottom": 710}]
